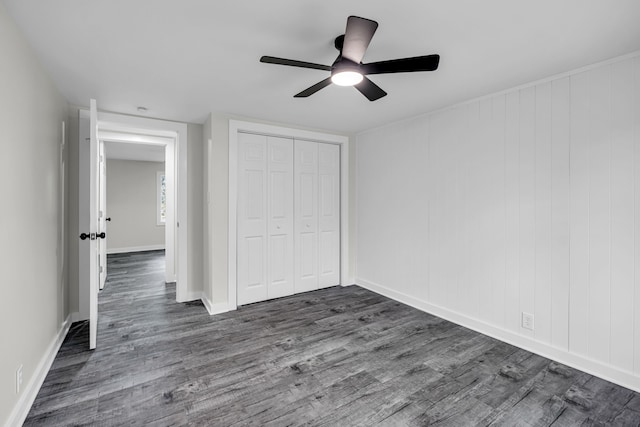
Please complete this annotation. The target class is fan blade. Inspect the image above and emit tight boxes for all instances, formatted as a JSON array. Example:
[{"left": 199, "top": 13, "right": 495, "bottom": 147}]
[
  {"left": 341, "top": 16, "right": 378, "bottom": 64},
  {"left": 354, "top": 77, "right": 387, "bottom": 101},
  {"left": 362, "top": 54, "right": 440, "bottom": 75},
  {"left": 260, "top": 56, "right": 331, "bottom": 71},
  {"left": 294, "top": 77, "right": 333, "bottom": 97}
]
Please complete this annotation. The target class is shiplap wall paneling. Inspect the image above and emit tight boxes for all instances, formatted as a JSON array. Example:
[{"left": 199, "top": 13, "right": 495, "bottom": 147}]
[
  {"left": 568, "top": 70, "right": 590, "bottom": 357},
  {"left": 403, "top": 122, "right": 430, "bottom": 301},
  {"left": 534, "top": 82, "right": 552, "bottom": 345},
  {"left": 356, "top": 122, "right": 429, "bottom": 300},
  {"left": 550, "top": 76, "right": 571, "bottom": 351},
  {"left": 428, "top": 109, "right": 456, "bottom": 310},
  {"left": 490, "top": 96, "right": 507, "bottom": 328},
  {"left": 356, "top": 54, "right": 640, "bottom": 390},
  {"left": 460, "top": 103, "right": 481, "bottom": 318},
  {"left": 610, "top": 59, "right": 634, "bottom": 372},
  {"left": 477, "top": 97, "right": 507, "bottom": 327},
  {"left": 504, "top": 90, "right": 521, "bottom": 336},
  {"left": 518, "top": 85, "right": 536, "bottom": 339},
  {"left": 588, "top": 65, "right": 612, "bottom": 364},
  {"left": 385, "top": 122, "right": 429, "bottom": 300}
]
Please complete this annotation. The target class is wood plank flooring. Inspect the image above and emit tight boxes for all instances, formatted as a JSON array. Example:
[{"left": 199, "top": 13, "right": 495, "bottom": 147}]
[{"left": 24, "top": 250, "right": 640, "bottom": 426}]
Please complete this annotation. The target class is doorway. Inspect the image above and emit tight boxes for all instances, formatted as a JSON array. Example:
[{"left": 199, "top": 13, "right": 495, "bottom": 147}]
[
  {"left": 102, "top": 140, "right": 168, "bottom": 275},
  {"left": 78, "top": 108, "right": 190, "bottom": 349}
]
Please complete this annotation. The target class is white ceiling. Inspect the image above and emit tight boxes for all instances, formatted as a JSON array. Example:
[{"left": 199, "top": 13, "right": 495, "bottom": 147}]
[{"left": 3, "top": 0, "right": 640, "bottom": 134}]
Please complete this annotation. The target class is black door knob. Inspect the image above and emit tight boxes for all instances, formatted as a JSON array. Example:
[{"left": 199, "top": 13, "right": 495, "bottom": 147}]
[
  {"left": 79, "top": 233, "right": 90, "bottom": 240},
  {"left": 105, "top": 217, "right": 111, "bottom": 222},
  {"left": 97, "top": 232, "right": 106, "bottom": 239}
]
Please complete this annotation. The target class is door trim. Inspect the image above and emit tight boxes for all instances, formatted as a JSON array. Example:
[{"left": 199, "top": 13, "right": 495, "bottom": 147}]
[{"left": 228, "top": 120, "right": 350, "bottom": 310}]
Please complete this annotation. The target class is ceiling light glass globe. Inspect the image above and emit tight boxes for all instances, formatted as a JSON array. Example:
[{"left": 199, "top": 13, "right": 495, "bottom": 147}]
[{"left": 331, "top": 71, "right": 363, "bottom": 86}]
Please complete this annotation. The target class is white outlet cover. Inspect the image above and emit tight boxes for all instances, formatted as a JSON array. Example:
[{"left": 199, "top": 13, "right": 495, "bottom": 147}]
[
  {"left": 522, "top": 312, "right": 535, "bottom": 331},
  {"left": 16, "top": 365, "right": 23, "bottom": 394}
]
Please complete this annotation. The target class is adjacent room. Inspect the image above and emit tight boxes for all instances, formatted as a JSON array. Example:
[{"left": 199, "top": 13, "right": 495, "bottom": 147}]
[
  {"left": 2, "top": 1, "right": 640, "bottom": 425},
  {"left": 104, "top": 142, "right": 167, "bottom": 257}
]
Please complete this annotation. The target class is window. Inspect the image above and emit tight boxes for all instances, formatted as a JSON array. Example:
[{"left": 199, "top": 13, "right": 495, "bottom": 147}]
[{"left": 157, "top": 171, "right": 166, "bottom": 225}]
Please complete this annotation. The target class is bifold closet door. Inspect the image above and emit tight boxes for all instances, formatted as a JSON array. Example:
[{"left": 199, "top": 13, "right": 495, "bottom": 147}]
[
  {"left": 294, "top": 140, "right": 319, "bottom": 293},
  {"left": 266, "top": 137, "right": 295, "bottom": 300},
  {"left": 237, "top": 133, "right": 294, "bottom": 305},
  {"left": 294, "top": 141, "right": 340, "bottom": 293},
  {"left": 317, "top": 143, "right": 340, "bottom": 288}
]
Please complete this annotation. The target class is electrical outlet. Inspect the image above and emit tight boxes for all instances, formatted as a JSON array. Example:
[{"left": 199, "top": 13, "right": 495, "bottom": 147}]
[
  {"left": 522, "top": 312, "right": 535, "bottom": 331},
  {"left": 16, "top": 365, "right": 23, "bottom": 394}
]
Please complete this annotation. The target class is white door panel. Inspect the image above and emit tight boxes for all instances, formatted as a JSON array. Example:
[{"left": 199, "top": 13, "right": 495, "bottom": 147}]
[
  {"left": 237, "top": 133, "right": 268, "bottom": 305},
  {"left": 89, "top": 99, "right": 99, "bottom": 350},
  {"left": 295, "top": 140, "right": 319, "bottom": 293},
  {"left": 318, "top": 143, "right": 340, "bottom": 287},
  {"left": 267, "top": 137, "right": 294, "bottom": 299}
]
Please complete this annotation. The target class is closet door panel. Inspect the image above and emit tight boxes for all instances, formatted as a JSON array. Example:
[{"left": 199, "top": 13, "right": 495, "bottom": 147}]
[
  {"left": 267, "top": 136, "right": 294, "bottom": 299},
  {"left": 318, "top": 143, "right": 340, "bottom": 287},
  {"left": 237, "top": 133, "right": 268, "bottom": 305},
  {"left": 295, "top": 140, "right": 319, "bottom": 293}
]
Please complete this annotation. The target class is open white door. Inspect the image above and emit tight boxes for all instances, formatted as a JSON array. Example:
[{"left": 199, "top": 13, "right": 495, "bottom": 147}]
[
  {"left": 88, "top": 99, "right": 99, "bottom": 349},
  {"left": 98, "top": 140, "right": 107, "bottom": 289}
]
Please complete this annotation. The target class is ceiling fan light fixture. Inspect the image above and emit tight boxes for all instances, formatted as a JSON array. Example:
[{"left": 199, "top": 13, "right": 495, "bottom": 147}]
[
  {"left": 260, "top": 16, "right": 439, "bottom": 100},
  {"left": 331, "top": 70, "right": 363, "bottom": 86}
]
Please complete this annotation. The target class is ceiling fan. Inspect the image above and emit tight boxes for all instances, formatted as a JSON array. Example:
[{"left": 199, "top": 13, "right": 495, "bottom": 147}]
[{"left": 260, "top": 15, "right": 440, "bottom": 101}]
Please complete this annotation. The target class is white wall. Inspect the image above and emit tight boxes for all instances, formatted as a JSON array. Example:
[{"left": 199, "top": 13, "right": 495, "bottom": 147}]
[
  {"left": 356, "top": 53, "right": 640, "bottom": 392},
  {"left": 106, "top": 159, "right": 165, "bottom": 252},
  {"left": 206, "top": 114, "right": 230, "bottom": 307},
  {"left": 202, "top": 116, "right": 213, "bottom": 303},
  {"left": 0, "top": 2, "right": 70, "bottom": 425},
  {"left": 187, "top": 123, "right": 204, "bottom": 298}
]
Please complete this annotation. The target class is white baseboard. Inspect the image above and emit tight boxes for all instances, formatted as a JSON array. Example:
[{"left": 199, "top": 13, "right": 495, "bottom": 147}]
[
  {"left": 4, "top": 314, "right": 72, "bottom": 427},
  {"left": 106, "top": 244, "right": 165, "bottom": 254},
  {"left": 201, "top": 294, "right": 232, "bottom": 315},
  {"left": 356, "top": 277, "right": 640, "bottom": 394}
]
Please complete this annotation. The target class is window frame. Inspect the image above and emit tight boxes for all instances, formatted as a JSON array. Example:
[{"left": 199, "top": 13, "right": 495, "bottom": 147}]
[{"left": 157, "top": 171, "right": 166, "bottom": 226}]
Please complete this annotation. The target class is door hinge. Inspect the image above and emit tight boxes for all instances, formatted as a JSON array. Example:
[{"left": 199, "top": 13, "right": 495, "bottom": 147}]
[{"left": 99, "top": 266, "right": 103, "bottom": 274}]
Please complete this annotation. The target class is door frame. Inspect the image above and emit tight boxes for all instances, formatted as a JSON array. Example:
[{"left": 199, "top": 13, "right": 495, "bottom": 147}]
[
  {"left": 228, "top": 120, "right": 350, "bottom": 310},
  {"left": 99, "top": 132, "right": 174, "bottom": 280},
  {"left": 79, "top": 109, "right": 190, "bottom": 313}
]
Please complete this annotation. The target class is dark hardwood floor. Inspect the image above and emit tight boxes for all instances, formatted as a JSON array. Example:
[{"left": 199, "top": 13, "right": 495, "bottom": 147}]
[{"left": 24, "top": 251, "right": 640, "bottom": 426}]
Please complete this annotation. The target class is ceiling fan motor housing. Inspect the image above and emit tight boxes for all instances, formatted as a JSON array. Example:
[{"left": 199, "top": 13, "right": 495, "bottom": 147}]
[{"left": 331, "top": 57, "right": 361, "bottom": 75}]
